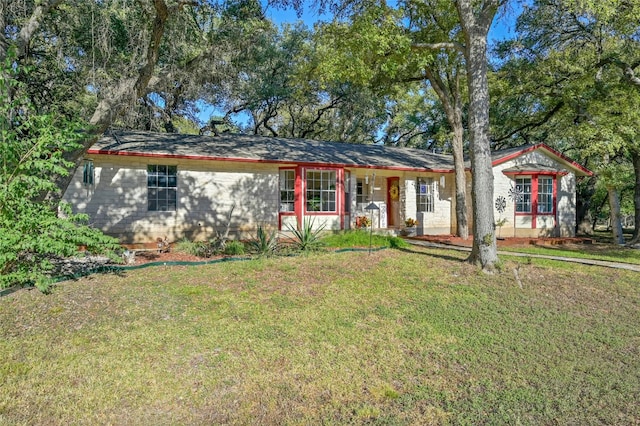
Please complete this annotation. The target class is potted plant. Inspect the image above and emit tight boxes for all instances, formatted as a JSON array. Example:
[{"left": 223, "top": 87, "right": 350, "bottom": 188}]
[
  {"left": 402, "top": 218, "right": 419, "bottom": 236},
  {"left": 356, "top": 215, "right": 372, "bottom": 229}
]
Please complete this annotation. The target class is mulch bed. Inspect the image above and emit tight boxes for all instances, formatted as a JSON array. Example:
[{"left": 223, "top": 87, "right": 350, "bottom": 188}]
[{"left": 121, "top": 236, "right": 598, "bottom": 265}]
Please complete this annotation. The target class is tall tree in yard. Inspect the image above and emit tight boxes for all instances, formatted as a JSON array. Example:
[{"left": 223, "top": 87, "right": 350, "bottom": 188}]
[
  {"left": 455, "top": 0, "right": 503, "bottom": 270},
  {"left": 406, "top": 0, "right": 470, "bottom": 240},
  {"left": 313, "top": 2, "right": 472, "bottom": 239},
  {"left": 283, "top": 0, "right": 501, "bottom": 265},
  {"left": 1, "top": 1, "right": 176, "bottom": 200}
]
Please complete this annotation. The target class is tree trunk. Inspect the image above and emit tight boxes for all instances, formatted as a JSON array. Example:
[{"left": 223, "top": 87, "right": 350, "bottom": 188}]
[
  {"left": 630, "top": 149, "right": 640, "bottom": 244},
  {"left": 607, "top": 185, "right": 625, "bottom": 245},
  {"left": 0, "top": 1, "right": 7, "bottom": 61},
  {"left": 456, "top": 0, "right": 500, "bottom": 271},
  {"left": 451, "top": 106, "right": 470, "bottom": 240},
  {"left": 423, "top": 67, "right": 469, "bottom": 239}
]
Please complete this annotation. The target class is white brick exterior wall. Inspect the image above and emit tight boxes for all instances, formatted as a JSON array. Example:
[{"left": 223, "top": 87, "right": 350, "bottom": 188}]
[
  {"left": 403, "top": 174, "right": 454, "bottom": 235},
  {"left": 492, "top": 151, "right": 577, "bottom": 237},
  {"left": 63, "top": 156, "right": 280, "bottom": 243},
  {"left": 63, "top": 146, "right": 580, "bottom": 243}
]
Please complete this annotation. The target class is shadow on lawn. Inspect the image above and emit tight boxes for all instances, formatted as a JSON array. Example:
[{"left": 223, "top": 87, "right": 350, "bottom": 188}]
[{"left": 398, "top": 246, "right": 469, "bottom": 263}]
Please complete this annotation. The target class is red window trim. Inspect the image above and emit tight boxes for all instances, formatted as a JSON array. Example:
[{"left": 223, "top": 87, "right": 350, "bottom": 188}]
[
  {"left": 512, "top": 173, "right": 557, "bottom": 229},
  {"left": 303, "top": 167, "right": 342, "bottom": 215},
  {"left": 278, "top": 166, "right": 346, "bottom": 230}
]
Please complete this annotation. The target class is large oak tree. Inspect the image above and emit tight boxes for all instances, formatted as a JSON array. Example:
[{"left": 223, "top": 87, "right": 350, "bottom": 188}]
[{"left": 1, "top": 0, "right": 248, "bottom": 202}]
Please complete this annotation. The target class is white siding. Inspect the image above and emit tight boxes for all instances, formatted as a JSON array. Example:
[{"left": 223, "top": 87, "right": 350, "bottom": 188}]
[
  {"left": 557, "top": 173, "right": 577, "bottom": 237},
  {"left": 62, "top": 146, "right": 581, "bottom": 243},
  {"left": 63, "top": 156, "right": 280, "bottom": 243}
]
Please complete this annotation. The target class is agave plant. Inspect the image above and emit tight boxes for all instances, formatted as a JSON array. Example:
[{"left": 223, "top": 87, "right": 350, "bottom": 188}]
[
  {"left": 248, "top": 225, "right": 279, "bottom": 256},
  {"left": 285, "top": 218, "right": 326, "bottom": 252}
]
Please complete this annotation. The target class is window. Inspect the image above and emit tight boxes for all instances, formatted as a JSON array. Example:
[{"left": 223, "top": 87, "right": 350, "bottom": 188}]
[
  {"left": 280, "top": 170, "right": 295, "bottom": 212},
  {"left": 344, "top": 171, "right": 351, "bottom": 213},
  {"left": 306, "top": 170, "right": 336, "bottom": 212},
  {"left": 147, "top": 165, "right": 177, "bottom": 211},
  {"left": 356, "top": 179, "right": 369, "bottom": 204},
  {"left": 82, "top": 161, "right": 94, "bottom": 186},
  {"left": 537, "top": 177, "right": 553, "bottom": 213},
  {"left": 515, "top": 177, "right": 532, "bottom": 213},
  {"left": 417, "top": 178, "right": 434, "bottom": 212}
]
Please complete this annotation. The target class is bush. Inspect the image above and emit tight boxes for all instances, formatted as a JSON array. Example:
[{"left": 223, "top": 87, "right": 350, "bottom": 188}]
[
  {"left": 174, "top": 239, "right": 210, "bottom": 257},
  {"left": 387, "top": 236, "right": 410, "bottom": 249},
  {"left": 0, "top": 59, "right": 120, "bottom": 291},
  {"left": 321, "top": 230, "right": 410, "bottom": 249},
  {"left": 0, "top": 204, "right": 120, "bottom": 291},
  {"left": 175, "top": 239, "right": 246, "bottom": 257},
  {"left": 223, "top": 240, "right": 245, "bottom": 256}
]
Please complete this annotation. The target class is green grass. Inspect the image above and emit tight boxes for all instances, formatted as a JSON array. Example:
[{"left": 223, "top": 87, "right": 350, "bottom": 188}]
[
  {"left": 321, "top": 229, "right": 410, "bottom": 249},
  {"left": 1, "top": 247, "right": 639, "bottom": 424}
]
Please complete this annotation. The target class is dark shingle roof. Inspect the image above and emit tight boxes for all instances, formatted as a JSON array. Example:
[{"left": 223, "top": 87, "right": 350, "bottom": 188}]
[
  {"left": 491, "top": 144, "right": 536, "bottom": 161},
  {"left": 89, "top": 131, "right": 592, "bottom": 176},
  {"left": 502, "top": 163, "right": 562, "bottom": 173},
  {"left": 89, "top": 130, "right": 459, "bottom": 172}
]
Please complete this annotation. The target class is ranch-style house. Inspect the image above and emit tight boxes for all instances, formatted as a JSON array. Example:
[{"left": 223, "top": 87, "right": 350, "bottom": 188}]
[{"left": 61, "top": 130, "right": 592, "bottom": 243}]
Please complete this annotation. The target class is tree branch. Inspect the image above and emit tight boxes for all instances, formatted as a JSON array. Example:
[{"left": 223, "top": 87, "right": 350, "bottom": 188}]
[
  {"left": 493, "top": 101, "right": 565, "bottom": 143},
  {"left": 412, "top": 42, "right": 464, "bottom": 54},
  {"left": 299, "top": 94, "right": 345, "bottom": 139},
  {"left": 48, "top": 0, "right": 175, "bottom": 202},
  {"left": 88, "top": 0, "right": 170, "bottom": 131},
  {"left": 15, "top": 0, "right": 64, "bottom": 60},
  {"left": 598, "top": 57, "right": 640, "bottom": 88}
]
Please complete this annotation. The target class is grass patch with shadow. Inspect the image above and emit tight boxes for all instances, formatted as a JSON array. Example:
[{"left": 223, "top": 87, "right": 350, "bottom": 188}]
[{"left": 1, "top": 246, "right": 638, "bottom": 424}]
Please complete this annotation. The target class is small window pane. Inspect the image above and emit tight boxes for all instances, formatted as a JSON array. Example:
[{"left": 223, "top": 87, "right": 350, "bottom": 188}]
[
  {"left": 280, "top": 170, "right": 296, "bottom": 212},
  {"left": 305, "top": 169, "right": 337, "bottom": 212},
  {"left": 147, "top": 165, "right": 177, "bottom": 211},
  {"left": 417, "top": 178, "right": 434, "bottom": 213},
  {"left": 537, "top": 177, "right": 553, "bottom": 213},
  {"left": 515, "top": 177, "right": 532, "bottom": 213}
]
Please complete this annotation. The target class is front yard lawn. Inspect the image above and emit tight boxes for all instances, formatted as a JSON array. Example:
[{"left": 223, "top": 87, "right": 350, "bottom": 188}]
[{"left": 1, "top": 246, "right": 638, "bottom": 424}]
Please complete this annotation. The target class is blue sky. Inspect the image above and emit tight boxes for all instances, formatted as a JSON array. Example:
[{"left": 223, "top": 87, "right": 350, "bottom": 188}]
[
  {"left": 261, "top": 1, "right": 521, "bottom": 42},
  {"left": 203, "top": 2, "right": 521, "bottom": 127}
]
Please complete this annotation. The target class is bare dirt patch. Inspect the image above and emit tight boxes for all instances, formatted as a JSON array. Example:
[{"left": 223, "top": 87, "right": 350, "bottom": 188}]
[
  {"left": 131, "top": 249, "right": 208, "bottom": 264},
  {"left": 120, "top": 243, "right": 223, "bottom": 265}
]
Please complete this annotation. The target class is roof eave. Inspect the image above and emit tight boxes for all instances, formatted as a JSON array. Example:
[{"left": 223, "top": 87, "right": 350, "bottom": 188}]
[{"left": 492, "top": 143, "right": 593, "bottom": 177}]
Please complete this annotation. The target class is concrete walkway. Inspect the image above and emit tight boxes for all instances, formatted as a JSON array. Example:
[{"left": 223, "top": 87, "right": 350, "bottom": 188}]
[{"left": 407, "top": 239, "right": 640, "bottom": 272}]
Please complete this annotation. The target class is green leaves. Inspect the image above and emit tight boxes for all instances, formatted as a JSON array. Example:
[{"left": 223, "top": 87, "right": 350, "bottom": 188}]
[
  {"left": 1, "top": 60, "right": 119, "bottom": 291},
  {"left": 314, "top": 5, "right": 412, "bottom": 86},
  {"left": 285, "top": 218, "right": 326, "bottom": 252},
  {"left": 247, "top": 225, "right": 280, "bottom": 256}
]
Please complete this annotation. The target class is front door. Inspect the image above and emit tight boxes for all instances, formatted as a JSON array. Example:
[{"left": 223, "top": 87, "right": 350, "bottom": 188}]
[{"left": 387, "top": 177, "right": 400, "bottom": 227}]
